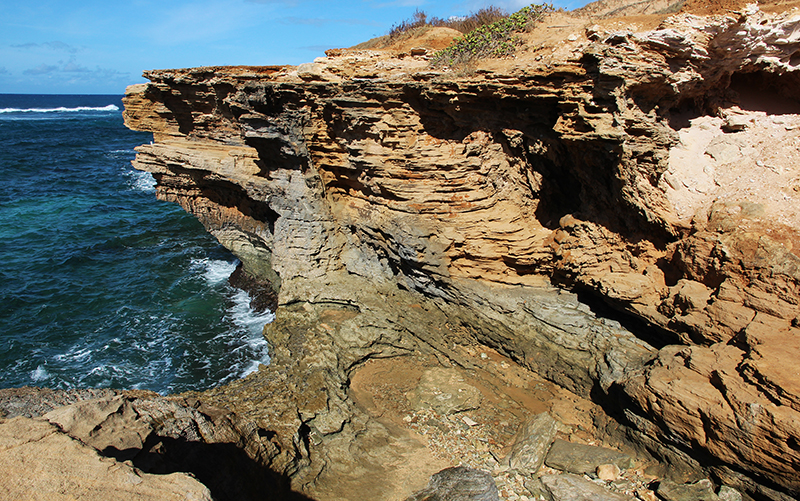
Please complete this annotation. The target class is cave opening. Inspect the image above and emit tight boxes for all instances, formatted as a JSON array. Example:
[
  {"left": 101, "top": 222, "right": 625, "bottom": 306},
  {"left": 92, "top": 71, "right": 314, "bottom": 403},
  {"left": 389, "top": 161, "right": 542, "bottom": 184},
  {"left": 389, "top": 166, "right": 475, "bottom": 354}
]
[
  {"left": 669, "top": 68, "right": 800, "bottom": 130},
  {"left": 728, "top": 70, "right": 800, "bottom": 115}
]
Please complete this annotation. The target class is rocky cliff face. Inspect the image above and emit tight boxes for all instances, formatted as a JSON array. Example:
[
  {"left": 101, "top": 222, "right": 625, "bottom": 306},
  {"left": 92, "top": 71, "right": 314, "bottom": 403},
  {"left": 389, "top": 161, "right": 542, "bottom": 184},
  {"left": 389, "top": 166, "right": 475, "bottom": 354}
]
[{"left": 123, "top": 5, "right": 800, "bottom": 500}]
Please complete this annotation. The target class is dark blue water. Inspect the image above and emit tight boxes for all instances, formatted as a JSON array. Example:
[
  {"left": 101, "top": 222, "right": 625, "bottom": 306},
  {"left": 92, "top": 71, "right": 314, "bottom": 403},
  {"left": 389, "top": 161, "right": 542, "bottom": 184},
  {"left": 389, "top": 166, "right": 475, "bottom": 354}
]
[{"left": 0, "top": 94, "right": 272, "bottom": 394}]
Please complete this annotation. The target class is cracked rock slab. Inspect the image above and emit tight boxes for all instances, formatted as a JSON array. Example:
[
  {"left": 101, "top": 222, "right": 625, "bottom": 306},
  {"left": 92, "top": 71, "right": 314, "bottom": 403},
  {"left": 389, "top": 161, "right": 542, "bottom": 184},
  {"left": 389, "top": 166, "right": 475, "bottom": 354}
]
[
  {"left": 545, "top": 439, "right": 635, "bottom": 475},
  {"left": 406, "top": 367, "right": 483, "bottom": 415},
  {"left": 540, "top": 473, "right": 636, "bottom": 501}
]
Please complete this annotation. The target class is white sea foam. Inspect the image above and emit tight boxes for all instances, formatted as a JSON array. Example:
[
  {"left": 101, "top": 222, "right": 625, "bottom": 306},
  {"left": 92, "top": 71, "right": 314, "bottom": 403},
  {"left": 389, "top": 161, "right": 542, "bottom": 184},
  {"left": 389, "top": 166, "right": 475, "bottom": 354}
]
[
  {"left": 30, "top": 365, "right": 51, "bottom": 382},
  {"left": 191, "top": 257, "right": 238, "bottom": 285},
  {"left": 127, "top": 170, "right": 156, "bottom": 193},
  {"left": 230, "top": 289, "right": 275, "bottom": 333},
  {"left": 229, "top": 289, "right": 273, "bottom": 376},
  {"left": 54, "top": 346, "right": 93, "bottom": 363},
  {"left": 0, "top": 104, "right": 119, "bottom": 113}
]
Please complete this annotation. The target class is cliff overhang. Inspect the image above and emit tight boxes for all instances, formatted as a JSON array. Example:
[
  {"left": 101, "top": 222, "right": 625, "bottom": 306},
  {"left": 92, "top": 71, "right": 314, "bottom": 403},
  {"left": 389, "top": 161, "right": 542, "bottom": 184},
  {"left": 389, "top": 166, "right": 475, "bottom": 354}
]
[{"left": 121, "top": 5, "right": 800, "bottom": 500}]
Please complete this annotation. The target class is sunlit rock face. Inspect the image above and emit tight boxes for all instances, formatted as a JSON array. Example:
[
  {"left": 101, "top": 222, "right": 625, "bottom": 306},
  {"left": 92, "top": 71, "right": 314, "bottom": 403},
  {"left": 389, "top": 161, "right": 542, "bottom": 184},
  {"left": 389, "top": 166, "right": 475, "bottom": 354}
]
[{"left": 123, "top": 7, "right": 800, "bottom": 498}]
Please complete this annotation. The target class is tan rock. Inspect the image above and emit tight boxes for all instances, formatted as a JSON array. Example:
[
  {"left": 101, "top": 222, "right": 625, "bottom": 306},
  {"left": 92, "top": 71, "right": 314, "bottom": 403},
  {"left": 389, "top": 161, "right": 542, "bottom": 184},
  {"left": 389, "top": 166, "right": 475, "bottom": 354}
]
[
  {"left": 597, "top": 463, "right": 621, "bottom": 481},
  {"left": 0, "top": 417, "right": 212, "bottom": 501}
]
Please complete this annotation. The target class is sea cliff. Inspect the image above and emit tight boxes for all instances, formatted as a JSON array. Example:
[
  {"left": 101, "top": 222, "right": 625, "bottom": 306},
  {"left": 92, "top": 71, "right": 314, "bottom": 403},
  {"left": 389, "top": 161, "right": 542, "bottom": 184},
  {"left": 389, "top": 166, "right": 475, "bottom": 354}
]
[
  {"left": 120, "top": 4, "right": 800, "bottom": 499},
  {"left": 3, "top": 3, "right": 799, "bottom": 500}
]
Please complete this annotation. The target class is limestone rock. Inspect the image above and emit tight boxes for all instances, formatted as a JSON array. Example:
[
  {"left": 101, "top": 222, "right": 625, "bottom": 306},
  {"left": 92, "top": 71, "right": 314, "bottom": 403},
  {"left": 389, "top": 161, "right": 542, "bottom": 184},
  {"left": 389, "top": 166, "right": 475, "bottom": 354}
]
[
  {"left": 597, "top": 464, "right": 621, "bottom": 481},
  {"left": 505, "top": 412, "right": 558, "bottom": 475},
  {"left": 407, "top": 368, "right": 483, "bottom": 415},
  {"left": 406, "top": 466, "right": 499, "bottom": 501},
  {"left": 0, "top": 386, "right": 119, "bottom": 419},
  {"left": 0, "top": 416, "right": 212, "bottom": 501},
  {"left": 545, "top": 440, "right": 635, "bottom": 475},
  {"left": 0, "top": 390, "right": 296, "bottom": 501},
  {"left": 656, "top": 479, "right": 721, "bottom": 501},
  {"left": 540, "top": 473, "right": 636, "bottom": 501},
  {"left": 120, "top": 5, "right": 800, "bottom": 498},
  {"left": 717, "top": 485, "right": 743, "bottom": 501}
]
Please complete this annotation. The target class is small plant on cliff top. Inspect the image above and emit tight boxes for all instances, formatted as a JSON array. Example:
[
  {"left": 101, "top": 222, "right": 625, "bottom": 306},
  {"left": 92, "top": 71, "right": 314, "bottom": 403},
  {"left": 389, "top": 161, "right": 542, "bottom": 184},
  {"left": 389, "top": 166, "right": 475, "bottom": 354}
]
[{"left": 430, "top": 3, "right": 554, "bottom": 68}]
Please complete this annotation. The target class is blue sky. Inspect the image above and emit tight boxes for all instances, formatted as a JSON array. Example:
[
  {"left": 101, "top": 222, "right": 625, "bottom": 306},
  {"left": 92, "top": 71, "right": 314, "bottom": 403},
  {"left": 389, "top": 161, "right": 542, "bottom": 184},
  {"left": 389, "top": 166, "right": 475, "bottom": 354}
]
[{"left": 0, "top": 0, "right": 590, "bottom": 94}]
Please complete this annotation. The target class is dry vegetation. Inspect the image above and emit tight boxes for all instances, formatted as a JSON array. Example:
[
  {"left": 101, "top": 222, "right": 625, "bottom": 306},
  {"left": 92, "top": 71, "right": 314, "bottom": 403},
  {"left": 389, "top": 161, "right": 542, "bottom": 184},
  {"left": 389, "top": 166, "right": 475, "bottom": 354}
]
[{"left": 388, "top": 6, "right": 509, "bottom": 39}]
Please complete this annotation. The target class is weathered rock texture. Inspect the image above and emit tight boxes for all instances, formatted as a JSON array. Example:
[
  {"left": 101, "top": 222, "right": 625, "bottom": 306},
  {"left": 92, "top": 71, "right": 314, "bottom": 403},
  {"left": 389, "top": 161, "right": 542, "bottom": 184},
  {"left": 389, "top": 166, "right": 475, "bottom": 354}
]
[
  {"left": 0, "top": 415, "right": 213, "bottom": 501},
  {"left": 0, "top": 388, "right": 304, "bottom": 500},
  {"left": 123, "top": 5, "right": 800, "bottom": 500}
]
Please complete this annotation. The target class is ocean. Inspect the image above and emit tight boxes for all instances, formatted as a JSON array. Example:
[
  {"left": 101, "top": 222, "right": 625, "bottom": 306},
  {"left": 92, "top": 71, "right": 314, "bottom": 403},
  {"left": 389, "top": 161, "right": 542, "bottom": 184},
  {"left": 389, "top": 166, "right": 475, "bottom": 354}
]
[{"left": 0, "top": 94, "right": 273, "bottom": 395}]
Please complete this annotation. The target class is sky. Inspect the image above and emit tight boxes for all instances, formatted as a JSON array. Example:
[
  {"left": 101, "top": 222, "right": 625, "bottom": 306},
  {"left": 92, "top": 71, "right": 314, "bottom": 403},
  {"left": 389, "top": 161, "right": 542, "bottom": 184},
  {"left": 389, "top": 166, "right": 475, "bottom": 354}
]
[{"left": 0, "top": 0, "right": 590, "bottom": 95}]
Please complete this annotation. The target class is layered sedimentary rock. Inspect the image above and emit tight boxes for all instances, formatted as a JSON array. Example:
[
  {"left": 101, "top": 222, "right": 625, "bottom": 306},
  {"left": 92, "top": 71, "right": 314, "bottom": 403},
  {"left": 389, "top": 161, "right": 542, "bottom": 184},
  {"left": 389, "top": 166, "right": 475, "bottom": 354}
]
[{"left": 123, "top": 6, "right": 800, "bottom": 500}]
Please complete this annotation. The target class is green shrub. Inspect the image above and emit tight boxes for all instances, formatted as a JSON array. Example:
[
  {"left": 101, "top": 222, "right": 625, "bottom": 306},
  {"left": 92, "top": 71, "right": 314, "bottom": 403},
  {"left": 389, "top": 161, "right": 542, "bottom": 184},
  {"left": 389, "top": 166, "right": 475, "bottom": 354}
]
[{"left": 430, "top": 3, "right": 554, "bottom": 68}]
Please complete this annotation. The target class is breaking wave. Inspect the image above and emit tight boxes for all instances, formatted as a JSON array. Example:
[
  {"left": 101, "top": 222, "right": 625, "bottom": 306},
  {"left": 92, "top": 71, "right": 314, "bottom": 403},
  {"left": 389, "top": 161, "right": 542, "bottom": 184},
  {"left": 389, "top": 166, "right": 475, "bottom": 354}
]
[{"left": 0, "top": 104, "right": 119, "bottom": 113}]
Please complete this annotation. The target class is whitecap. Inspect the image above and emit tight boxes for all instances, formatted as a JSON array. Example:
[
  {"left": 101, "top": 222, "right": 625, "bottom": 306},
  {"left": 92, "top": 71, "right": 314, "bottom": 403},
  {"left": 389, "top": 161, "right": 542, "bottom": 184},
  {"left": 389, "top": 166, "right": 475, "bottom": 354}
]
[
  {"left": 240, "top": 359, "right": 264, "bottom": 378},
  {"left": 30, "top": 365, "right": 51, "bottom": 382},
  {"left": 53, "top": 346, "right": 93, "bottom": 363},
  {"left": 0, "top": 105, "right": 119, "bottom": 113}
]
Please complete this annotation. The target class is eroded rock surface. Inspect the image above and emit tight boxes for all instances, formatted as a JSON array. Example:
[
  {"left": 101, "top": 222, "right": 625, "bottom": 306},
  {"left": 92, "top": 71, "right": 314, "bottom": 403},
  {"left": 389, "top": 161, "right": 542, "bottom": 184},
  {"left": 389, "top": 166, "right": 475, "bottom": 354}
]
[
  {"left": 121, "top": 4, "right": 800, "bottom": 500},
  {"left": 0, "top": 388, "right": 306, "bottom": 501},
  {"left": 0, "top": 417, "right": 213, "bottom": 501},
  {"left": 545, "top": 439, "right": 636, "bottom": 475}
]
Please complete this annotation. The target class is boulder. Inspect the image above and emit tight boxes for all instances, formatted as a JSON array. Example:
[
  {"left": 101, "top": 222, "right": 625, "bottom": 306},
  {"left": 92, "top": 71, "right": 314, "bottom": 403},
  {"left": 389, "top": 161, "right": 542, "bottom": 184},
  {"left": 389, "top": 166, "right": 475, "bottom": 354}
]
[
  {"left": 406, "top": 466, "right": 499, "bottom": 501},
  {"left": 540, "top": 473, "right": 636, "bottom": 501},
  {"left": 545, "top": 439, "right": 635, "bottom": 475},
  {"left": 504, "top": 412, "right": 558, "bottom": 475},
  {"left": 656, "top": 479, "right": 721, "bottom": 501}
]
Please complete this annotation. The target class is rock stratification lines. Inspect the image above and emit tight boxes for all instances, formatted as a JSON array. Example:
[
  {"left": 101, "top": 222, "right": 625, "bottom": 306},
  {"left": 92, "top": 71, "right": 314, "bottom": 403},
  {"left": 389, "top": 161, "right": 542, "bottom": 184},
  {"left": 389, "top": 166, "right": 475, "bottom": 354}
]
[{"left": 123, "top": 7, "right": 800, "bottom": 499}]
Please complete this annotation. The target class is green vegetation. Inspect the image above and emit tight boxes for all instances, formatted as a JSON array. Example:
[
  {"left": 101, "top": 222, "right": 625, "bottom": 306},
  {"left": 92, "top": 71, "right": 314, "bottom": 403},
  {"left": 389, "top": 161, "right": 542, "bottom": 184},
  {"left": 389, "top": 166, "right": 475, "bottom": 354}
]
[{"left": 430, "top": 3, "right": 555, "bottom": 67}]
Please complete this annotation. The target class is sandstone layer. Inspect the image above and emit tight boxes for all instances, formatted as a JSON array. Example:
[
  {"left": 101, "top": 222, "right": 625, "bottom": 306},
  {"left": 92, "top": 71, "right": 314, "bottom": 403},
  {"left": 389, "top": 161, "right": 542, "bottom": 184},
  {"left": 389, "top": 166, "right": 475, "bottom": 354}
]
[{"left": 122, "top": 4, "right": 800, "bottom": 500}]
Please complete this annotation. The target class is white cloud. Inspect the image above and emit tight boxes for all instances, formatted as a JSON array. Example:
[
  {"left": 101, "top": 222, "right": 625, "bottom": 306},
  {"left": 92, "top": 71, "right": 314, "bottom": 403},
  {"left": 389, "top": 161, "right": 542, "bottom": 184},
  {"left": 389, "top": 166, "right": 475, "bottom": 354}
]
[
  {"left": 146, "top": 0, "right": 280, "bottom": 44},
  {"left": 21, "top": 58, "right": 127, "bottom": 83},
  {"left": 280, "top": 16, "right": 380, "bottom": 26},
  {"left": 23, "top": 64, "right": 60, "bottom": 75},
  {"left": 11, "top": 41, "right": 80, "bottom": 53},
  {"left": 63, "top": 59, "right": 90, "bottom": 73}
]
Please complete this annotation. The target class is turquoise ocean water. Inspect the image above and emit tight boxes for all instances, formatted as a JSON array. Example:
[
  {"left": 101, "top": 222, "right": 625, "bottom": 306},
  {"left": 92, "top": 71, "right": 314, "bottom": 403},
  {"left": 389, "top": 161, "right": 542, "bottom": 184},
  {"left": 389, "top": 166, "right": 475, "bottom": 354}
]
[{"left": 0, "top": 94, "right": 272, "bottom": 395}]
